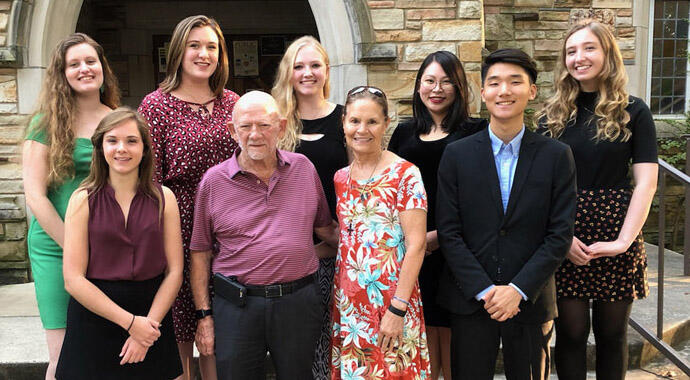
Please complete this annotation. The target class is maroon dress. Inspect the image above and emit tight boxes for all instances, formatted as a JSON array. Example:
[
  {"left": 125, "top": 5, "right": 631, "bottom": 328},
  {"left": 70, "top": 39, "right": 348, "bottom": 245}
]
[{"left": 138, "top": 88, "right": 239, "bottom": 342}]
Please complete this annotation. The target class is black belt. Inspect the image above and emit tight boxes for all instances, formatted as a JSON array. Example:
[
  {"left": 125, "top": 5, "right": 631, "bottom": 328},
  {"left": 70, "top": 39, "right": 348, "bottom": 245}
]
[{"left": 245, "top": 273, "right": 316, "bottom": 298}]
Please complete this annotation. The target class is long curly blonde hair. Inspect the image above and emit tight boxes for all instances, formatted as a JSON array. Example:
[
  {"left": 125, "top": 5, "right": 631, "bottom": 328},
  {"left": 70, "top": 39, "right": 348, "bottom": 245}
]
[
  {"left": 538, "top": 21, "right": 631, "bottom": 142},
  {"left": 271, "top": 36, "right": 330, "bottom": 151},
  {"left": 31, "top": 33, "right": 120, "bottom": 186}
]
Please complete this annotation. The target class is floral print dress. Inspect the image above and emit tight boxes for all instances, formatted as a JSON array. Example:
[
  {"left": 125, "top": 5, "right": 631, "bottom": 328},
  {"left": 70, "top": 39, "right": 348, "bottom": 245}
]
[{"left": 331, "top": 159, "right": 431, "bottom": 380}]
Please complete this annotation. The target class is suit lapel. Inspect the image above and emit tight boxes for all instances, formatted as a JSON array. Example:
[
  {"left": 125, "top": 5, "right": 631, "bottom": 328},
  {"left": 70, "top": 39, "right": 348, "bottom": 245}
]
[
  {"left": 504, "top": 130, "right": 537, "bottom": 222},
  {"left": 475, "top": 129, "right": 504, "bottom": 218}
]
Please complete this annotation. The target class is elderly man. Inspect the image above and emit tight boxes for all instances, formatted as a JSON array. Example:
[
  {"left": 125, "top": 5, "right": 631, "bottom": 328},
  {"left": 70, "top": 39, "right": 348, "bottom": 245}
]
[{"left": 189, "top": 91, "right": 338, "bottom": 379}]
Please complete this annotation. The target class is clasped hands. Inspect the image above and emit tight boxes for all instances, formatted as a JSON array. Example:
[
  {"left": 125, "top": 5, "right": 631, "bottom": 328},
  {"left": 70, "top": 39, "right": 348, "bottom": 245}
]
[
  {"left": 568, "top": 236, "right": 630, "bottom": 266},
  {"left": 482, "top": 286, "right": 522, "bottom": 322},
  {"left": 120, "top": 315, "right": 161, "bottom": 365}
]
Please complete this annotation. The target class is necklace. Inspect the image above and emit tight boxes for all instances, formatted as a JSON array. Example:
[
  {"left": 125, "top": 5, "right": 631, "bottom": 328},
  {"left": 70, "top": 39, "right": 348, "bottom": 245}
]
[{"left": 346, "top": 152, "right": 383, "bottom": 236}]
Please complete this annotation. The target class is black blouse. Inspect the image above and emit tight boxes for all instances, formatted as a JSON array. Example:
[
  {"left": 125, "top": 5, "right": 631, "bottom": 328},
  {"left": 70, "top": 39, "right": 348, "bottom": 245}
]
[
  {"left": 296, "top": 104, "right": 347, "bottom": 219},
  {"left": 538, "top": 92, "right": 657, "bottom": 190},
  {"left": 388, "top": 117, "right": 488, "bottom": 230}
]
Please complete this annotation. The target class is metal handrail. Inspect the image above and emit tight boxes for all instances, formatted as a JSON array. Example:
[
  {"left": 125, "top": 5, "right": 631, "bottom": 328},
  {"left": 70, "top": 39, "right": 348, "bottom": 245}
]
[{"left": 627, "top": 157, "right": 690, "bottom": 376}]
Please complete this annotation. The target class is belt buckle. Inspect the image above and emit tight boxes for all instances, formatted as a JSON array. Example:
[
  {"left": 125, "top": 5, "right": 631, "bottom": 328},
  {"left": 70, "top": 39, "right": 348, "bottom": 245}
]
[{"left": 265, "top": 284, "right": 283, "bottom": 298}]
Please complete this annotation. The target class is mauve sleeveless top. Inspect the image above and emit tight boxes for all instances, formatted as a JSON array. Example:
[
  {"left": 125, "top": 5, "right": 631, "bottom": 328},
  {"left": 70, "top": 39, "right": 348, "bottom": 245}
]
[{"left": 86, "top": 183, "right": 167, "bottom": 281}]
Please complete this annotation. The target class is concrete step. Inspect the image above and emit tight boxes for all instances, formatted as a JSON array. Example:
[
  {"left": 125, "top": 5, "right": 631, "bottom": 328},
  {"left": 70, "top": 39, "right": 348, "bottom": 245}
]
[{"left": 1, "top": 244, "right": 688, "bottom": 379}]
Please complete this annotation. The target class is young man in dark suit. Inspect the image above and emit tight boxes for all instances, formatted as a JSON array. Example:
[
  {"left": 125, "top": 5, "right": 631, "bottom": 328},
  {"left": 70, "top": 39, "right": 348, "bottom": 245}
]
[{"left": 436, "top": 49, "right": 577, "bottom": 380}]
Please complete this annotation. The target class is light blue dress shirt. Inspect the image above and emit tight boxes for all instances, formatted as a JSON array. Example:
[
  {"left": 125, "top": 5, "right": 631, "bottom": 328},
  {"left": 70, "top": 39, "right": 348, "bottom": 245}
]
[{"left": 475, "top": 126, "right": 527, "bottom": 302}]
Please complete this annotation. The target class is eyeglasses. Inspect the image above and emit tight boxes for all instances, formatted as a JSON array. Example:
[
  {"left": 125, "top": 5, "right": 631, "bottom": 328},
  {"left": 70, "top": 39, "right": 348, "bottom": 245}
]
[
  {"left": 347, "top": 86, "right": 386, "bottom": 98},
  {"left": 419, "top": 78, "right": 455, "bottom": 90}
]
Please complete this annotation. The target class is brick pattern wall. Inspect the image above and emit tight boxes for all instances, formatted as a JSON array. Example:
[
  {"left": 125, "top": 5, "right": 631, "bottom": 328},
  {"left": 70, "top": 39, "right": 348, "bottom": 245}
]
[
  {"left": 0, "top": 0, "right": 29, "bottom": 283},
  {"left": 365, "top": 0, "right": 485, "bottom": 130}
]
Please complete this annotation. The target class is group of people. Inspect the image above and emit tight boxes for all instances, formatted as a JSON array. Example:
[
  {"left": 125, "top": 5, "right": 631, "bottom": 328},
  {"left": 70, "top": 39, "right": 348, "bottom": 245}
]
[{"left": 22, "top": 13, "right": 657, "bottom": 380}]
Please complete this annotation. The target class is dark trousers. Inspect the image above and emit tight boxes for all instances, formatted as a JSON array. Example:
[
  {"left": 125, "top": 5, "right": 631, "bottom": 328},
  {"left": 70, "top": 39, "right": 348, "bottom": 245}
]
[
  {"left": 213, "top": 281, "right": 323, "bottom": 380},
  {"left": 449, "top": 310, "right": 554, "bottom": 380}
]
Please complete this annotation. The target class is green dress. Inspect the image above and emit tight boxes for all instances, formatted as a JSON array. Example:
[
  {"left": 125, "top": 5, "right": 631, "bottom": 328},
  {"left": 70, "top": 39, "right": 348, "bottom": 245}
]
[{"left": 26, "top": 117, "right": 92, "bottom": 329}]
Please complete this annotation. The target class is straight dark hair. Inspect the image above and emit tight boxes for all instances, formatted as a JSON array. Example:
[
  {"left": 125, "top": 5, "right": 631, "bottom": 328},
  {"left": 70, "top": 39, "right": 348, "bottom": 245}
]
[
  {"left": 481, "top": 48, "right": 538, "bottom": 85},
  {"left": 412, "top": 51, "right": 470, "bottom": 135}
]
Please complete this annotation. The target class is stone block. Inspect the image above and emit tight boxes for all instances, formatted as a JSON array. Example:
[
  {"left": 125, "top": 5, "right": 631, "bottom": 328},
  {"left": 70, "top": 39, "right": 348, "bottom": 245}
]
[
  {"left": 486, "top": 15, "right": 515, "bottom": 41},
  {"left": 0, "top": 114, "right": 26, "bottom": 126},
  {"left": 617, "top": 9, "right": 633, "bottom": 16},
  {"left": 397, "top": 62, "right": 422, "bottom": 71},
  {"left": 617, "top": 37, "right": 635, "bottom": 50},
  {"left": 368, "top": 63, "right": 397, "bottom": 71},
  {"left": 533, "top": 39, "right": 562, "bottom": 51},
  {"left": 368, "top": 70, "right": 417, "bottom": 100},
  {"left": 406, "top": 20, "right": 422, "bottom": 30},
  {"left": 2, "top": 222, "right": 26, "bottom": 241},
  {"left": 485, "top": 6, "right": 501, "bottom": 14},
  {"left": 536, "top": 59, "right": 556, "bottom": 72},
  {"left": 0, "top": 35, "right": 5, "bottom": 46},
  {"left": 540, "top": 11, "right": 570, "bottom": 21},
  {"left": 616, "top": 16, "right": 632, "bottom": 26},
  {"left": 554, "top": 0, "right": 591, "bottom": 7},
  {"left": 0, "top": 2, "right": 10, "bottom": 11},
  {"left": 621, "top": 50, "right": 635, "bottom": 59},
  {"left": 465, "top": 62, "right": 481, "bottom": 71},
  {"left": 368, "top": 0, "right": 395, "bottom": 8},
  {"left": 498, "top": 40, "right": 534, "bottom": 57},
  {"left": 0, "top": 179, "right": 21, "bottom": 193},
  {"left": 458, "top": 41, "right": 483, "bottom": 62},
  {"left": 0, "top": 163, "right": 21, "bottom": 180},
  {"left": 0, "top": 77, "right": 16, "bottom": 103},
  {"left": 0, "top": 13, "right": 7, "bottom": 33},
  {"left": 0, "top": 241, "right": 25, "bottom": 261},
  {"left": 407, "top": 8, "right": 455, "bottom": 20},
  {"left": 593, "top": 0, "right": 631, "bottom": 7},
  {"left": 371, "top": 9, "right": 404, "bottom": 30},
  {"left": 537, "top": 71, "right": 554, "bottom": 85},
  {"left": 617, "top": 27, "right": 634, "bottom": 37},
  {"left": 515, "top": 20, "right": 569, "bottom": 30},
  {"left": 396, "top": 102, "right": 413, "bottom": 117},
  {"left": 514, "top": 13, "right": 539, "bottom": 21},
  {"left": 570, "top": 9, "right": 615, "bottom": 26},
  {"left": 457, "top": 1, "right": 482, "bottom": 18},
  {"left": 0, "top": 103, "right": 16, "bottom": 113},
  {"left": 0, "top": 126, "right": 24, "bottom": 144},
  {"left": 0, "top": 144, "right": 19, "bottom": 156},
  {"left": 534, "top": 49, "right": 559, "bottom": 59},
  {"left": 515, "top": 0, "right": 552, "bottom": 7},
  {"left": 376, "top": 30, "right": 422, "bottom": 42},
  {"left": 423, "top": 20, "right": 482, "bottom": 41},
  {"left": 396, "top": 0, "right": 456, "bottom": 8},
  {"left": 516, "top": 30, "right": 546, "bottom": 39},
  {"left": 484, "top": 0, "right": 513, "bottom": 5},
  {"left": 404, "top": 42, "right": 456, "bottom": 61},
  {"left": 546, "top": 30, "right": 566, "bottom": 39}
]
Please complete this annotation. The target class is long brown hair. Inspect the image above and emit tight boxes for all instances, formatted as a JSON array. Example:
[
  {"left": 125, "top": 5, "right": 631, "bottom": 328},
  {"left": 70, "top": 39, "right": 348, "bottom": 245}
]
[
  {"left": 81, "top": 107, "right": 163, "bottom": 219},
  {"left": 271, "top": 36, "right": 330, "bottom": 151},
  {"left": 31, "top": 33, "right": 120, "bottom": 186},
  {"left": 159, "top": 15, "right": 229, "bottom": 97},
  {"left": 538, "top": 21, "right": 631, "bottom": 141}
]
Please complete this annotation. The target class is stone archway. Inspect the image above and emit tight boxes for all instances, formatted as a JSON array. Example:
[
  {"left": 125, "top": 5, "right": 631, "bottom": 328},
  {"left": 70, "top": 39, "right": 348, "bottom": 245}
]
[{"left": 17, "top": 0, "right": 372, "bottom": 111}]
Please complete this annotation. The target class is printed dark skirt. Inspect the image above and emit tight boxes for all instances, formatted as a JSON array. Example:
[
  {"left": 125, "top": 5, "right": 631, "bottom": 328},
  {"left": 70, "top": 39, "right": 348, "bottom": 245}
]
[
  {"left": 556, "top": 188, "right": 649, "bottom": 301},
  {"left": 56, "top": 275, "right": 182, "bottom": 380}
]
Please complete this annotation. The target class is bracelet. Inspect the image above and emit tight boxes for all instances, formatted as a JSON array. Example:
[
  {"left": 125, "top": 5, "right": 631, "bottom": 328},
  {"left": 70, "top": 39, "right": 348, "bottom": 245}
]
[
  {"left": 388, "top": 304, "right": 406, "bottom": 317},
  {"left": 392, "top": 296, "right": 410, "bottom": 307},
  {"left": 126, "top": 314, "right": 135, "bottom": 332}
]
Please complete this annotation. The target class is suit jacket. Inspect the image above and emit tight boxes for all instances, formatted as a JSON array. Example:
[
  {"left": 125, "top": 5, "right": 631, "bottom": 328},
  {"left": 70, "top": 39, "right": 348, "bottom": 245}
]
[{"left": 436, "top": 128, "right": 576, "bottom": 324}]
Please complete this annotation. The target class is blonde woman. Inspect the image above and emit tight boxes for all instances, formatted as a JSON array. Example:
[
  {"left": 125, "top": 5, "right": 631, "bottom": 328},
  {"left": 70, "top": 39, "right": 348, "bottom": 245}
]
[
  {"left": 57, "top": 108, "right": 183, "bottom": 379},
  {"left": 138, "top": 15, "right": 239, "bottom": 380},
  {"left": 271, "top": 35, "right": 347, "bottom": 378},
  {"left": 538, "top": 21, "right": 658, "bottom": 380},
  {"left": 22, "top": 33, "right": 119, "bottom": 379}
]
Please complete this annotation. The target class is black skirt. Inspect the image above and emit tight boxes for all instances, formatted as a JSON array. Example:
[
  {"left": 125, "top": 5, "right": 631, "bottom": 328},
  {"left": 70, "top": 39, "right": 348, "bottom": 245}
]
[
  {"left": 556, "top": 188, "right": 649, "bottom": 301},
  {"left": 56, "top": 275, "right": 182, "bottom": 380}
]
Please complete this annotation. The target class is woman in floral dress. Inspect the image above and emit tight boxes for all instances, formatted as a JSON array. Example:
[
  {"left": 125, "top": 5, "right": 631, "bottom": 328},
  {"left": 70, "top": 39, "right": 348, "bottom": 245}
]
[{"left": 331, "top": 86, "right": 430, "bottom": 379}]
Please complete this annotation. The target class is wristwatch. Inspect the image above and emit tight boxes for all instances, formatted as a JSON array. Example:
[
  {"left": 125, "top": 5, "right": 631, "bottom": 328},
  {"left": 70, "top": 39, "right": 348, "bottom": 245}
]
[{"left": 195, "top": 309, "right": 213, "bottom": 320}]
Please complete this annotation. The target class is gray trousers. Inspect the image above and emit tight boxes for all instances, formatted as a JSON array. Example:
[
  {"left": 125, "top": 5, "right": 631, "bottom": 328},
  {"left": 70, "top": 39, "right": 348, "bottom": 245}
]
[{"left": 213, "top": 281, "right": 324, "bottom": 380}]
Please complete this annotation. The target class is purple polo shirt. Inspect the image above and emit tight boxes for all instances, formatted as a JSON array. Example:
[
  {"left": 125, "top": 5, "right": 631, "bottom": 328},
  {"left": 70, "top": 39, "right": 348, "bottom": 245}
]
[{"left": 190, "top": 149, "right": 332, "bottom": 285}]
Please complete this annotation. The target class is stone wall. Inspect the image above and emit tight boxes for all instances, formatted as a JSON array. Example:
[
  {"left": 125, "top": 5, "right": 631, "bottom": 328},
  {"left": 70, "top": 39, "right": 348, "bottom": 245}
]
[
  {"left": 0, "top": 0, "right": 28, "bottom": 283},
  {"left": 483, "top": 0, "right": 635, "bottom": 105},
  {"left": 364, "top": 0, "right": 485, "bottom": 131}
]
